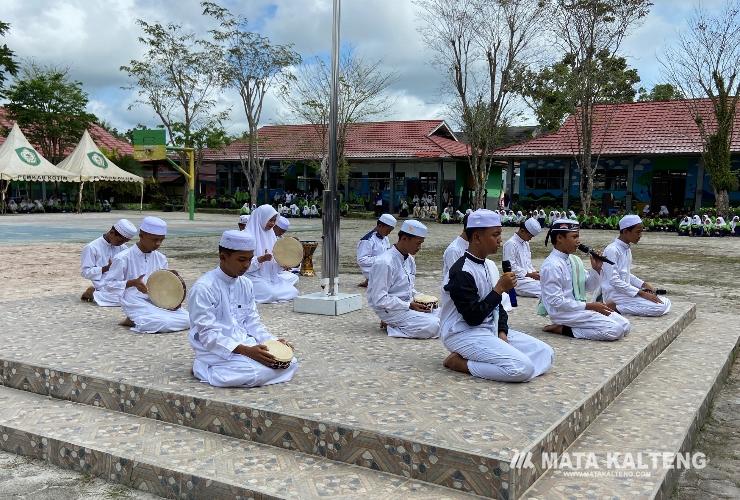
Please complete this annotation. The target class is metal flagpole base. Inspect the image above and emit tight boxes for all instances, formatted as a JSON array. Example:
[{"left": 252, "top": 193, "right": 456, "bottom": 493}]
[{"left": 293, "top": 291, "right": 362, "bottom": 316}]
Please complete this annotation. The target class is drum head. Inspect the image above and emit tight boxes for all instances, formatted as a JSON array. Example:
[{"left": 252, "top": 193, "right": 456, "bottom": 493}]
[
  {"left": 264, "top": 339, "right": 294, "bottom": 363},
  {"left": 147, "top": 270, "right": 186, "bottom": 310},
  {"left": 414, "top": 294, "right": 438, "bottom": 305},
  {"left": 273, "top": 237, "right": 303, "bottom": 268}
]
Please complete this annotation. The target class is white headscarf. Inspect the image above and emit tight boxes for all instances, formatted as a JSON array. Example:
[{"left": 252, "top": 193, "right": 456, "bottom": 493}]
[
  {"left": 731, "top": 216, "right": 739, "bottom": 230},
  {"left": 244, "top": 204, "right": 279, "bottom": 264},
  {"left": 692, "top": 215, "right": 701, "bottom": 225},
  {"left": 717, "top": 216, "right": 725, "bottom": 225}
]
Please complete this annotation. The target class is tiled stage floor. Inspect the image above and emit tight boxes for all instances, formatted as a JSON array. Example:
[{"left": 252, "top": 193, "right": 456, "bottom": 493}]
[{"left": 0, "top": 280, "right": 695, "bottom": 497}]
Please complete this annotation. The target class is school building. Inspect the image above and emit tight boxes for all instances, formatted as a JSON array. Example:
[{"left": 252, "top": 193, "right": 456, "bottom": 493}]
[
  {"left": 493, "top": 99, "right": 740, "bottom": 214},
  {"left": 199, "top": 120, "right": 522, "bottom": 214}
]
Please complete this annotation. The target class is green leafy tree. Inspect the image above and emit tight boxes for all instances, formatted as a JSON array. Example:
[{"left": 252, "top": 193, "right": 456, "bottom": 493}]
[
  {"left": 662, "top": 1, "right": 739, "bottom": 215},
  {"left": 0, "top": 21, "right": 18, "bottom": 97},
  {"left": 637, "top": 83, "right": 683, "bottom": 101},
  {"left": 516, "top": 52, "right": 640, "bottom": 132},
  {"left": 5, "top": 64, "right": 95, "bottom": 162}
]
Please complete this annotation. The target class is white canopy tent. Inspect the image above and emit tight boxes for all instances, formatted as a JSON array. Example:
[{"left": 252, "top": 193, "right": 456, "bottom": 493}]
[
  {"left": 56, "top": 130, "right": 144, "bottom": 212},
  {"left": 0, "top": 123, "right": 78, "bottom": 212}
]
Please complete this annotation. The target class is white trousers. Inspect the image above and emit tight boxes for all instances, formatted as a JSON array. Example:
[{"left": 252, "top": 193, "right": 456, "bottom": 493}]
[
  {"left": 93, "top": 288, "right": 123, "bottom": 307},
  {"left": 192, "top": 345, "right": 298, "bottom": 388},
  {"left": 613, "top": 294, "right": 671, "bottom": 317},
  {"left": 444, "top": 329, "right": 554, "bottom": 382},
  {"left": 121, "top": 295, "right": 190, "bottom": 334},
  {"left": 249, "top": 274, "right": 299, "bottom": 303},
  {"left": 550, "top": 309, "right": 631, "bottom": 341},
  {"left": 279, "top": 270, "right": 300, "bottom": 287},
  {"left": 374, "top": 308, "right": 440, "bottom": 339},
  {"left": 515, "top": 278, "right": 541, "bottom": 298}
]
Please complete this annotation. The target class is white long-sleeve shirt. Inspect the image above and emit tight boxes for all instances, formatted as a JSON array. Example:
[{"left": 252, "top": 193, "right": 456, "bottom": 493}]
[
  {"left": 540, "top": 249, "right": 600, "bottom": 315},
  {"left": 600, "top": 238, "right": 643, "bottom": 301},
  {"left": 502, "top": 234, "right": 535, "bottom": 279},
  {"left": 99, "top": 244, "right": 168, "bottom": 303},
  {"left": 80, "top": 235, "right": 128, "bottom": 288},
  {"left": 442, "top": 235, "right": 468, "bottom": 281},
  {"left": 367, "top": 245, "right": 417, "bottom": 313},
  {"left": 356, "top": 229, "right": 391, "bottom": 278},
  {"left": 188, "top": 267, "right": 273, "bottom": 360}
]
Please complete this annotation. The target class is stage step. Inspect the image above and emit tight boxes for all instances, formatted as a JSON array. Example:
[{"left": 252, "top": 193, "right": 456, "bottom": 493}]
[
  {"left": 0, "top": 298, "right": 697, "bottom": 499},
  {"left": 0, "top": 385, "right": 477, "bottom": 500},
  {"left": 521, "top": 313, "right": 740, "bottom": 499}
]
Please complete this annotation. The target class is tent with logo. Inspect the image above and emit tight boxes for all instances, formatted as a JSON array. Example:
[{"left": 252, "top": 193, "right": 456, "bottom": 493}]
[
  {"left": 0, "top": 123, "right": 78, "bottom": 213},
  {"left": 56, "top": 130, "right": 144, "bottom": 212}
]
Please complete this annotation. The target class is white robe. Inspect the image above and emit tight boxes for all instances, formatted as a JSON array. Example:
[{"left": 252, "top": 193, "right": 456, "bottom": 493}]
[
  {"left": 245, "top": 205, "right": 299, "bottom": 303},
  {"left": 540, "top": 249, "right": 630, "bottom": 341},
  {"left": 601, "top": 238, "right": 671, "bottom": 317},
  {"left": 367, "top": 246, "right": 439, "bottom": 339},
  {"left": 441, "top": 235, "right": 468, "bottom": 281},
  {"left": 82, "top": 235, "right": 129, "bottom": 306},
  {"left": 502, "top": 233, "right": 541, "bottom": 298},
  {"left": 356, "top": 229, "right": 391, "bottom": 278},
  {"left": 440, "top": 252, "right": 553, "bottom": 382},
  {"left": 103, "top": 245, "right": 190, "bottom": 334},
  {"left": 188, "top": 267, "right": 298, "bottom": 388}
]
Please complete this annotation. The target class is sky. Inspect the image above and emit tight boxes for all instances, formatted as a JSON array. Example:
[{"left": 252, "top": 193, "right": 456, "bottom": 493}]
[{"left": 0, "top": 0, "right": 730, "bottom": 137}]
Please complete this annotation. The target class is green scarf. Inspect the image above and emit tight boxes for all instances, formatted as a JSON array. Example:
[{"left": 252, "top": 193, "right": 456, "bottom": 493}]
[{"left": 537, "top": 254, "right": 587, "bottom": 316}]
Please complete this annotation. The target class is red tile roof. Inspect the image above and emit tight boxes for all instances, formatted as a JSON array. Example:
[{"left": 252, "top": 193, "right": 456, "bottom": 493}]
[
  {"left": 204, "top": 119, "right": 470, "bottom": 161},
  {"left": 493, "top": 99, "right": 740, "bottom": 158},
  {"left": 0, "top": 107, "right": 133, "bottom": 157}
]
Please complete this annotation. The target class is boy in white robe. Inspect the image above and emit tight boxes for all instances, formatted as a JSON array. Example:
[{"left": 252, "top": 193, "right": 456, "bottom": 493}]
[
  {"left": 244, "top": 204, "right": 299, "bottom": 303},
  {"left": 356, "top": 213, "right": 396, "bottom": 287},
  {"left": 273, "top": 215, "right": 300, "bottom": 286},
  {"left": 601, "top": 214, "right": 671, "bottom": 317},
  {"left": 188, "top": 230, "right": 298, "bottom": 388},
  {"left": 502, "top": 217, "right": 543, "bottom": 298},
  {"left": 102, "top": 216, "right": 190, "bottom": 334},
  {"left": 441, "top": 209, "right": 554, "bottom": 382},
  {"left": 81, "top": 219, "right": 137, "bottom": 305},
  {"left": 441, "top": 213, "right": 469, "bottom": 280},
  {"left": 237, "top": 214, "right": 249, "bottom": 231},
  {"left": 367, "top": 219, "right": 439, "bottom": 339},
  {"left": 540, "top": 219, "right": 631, "bottom": 341}
]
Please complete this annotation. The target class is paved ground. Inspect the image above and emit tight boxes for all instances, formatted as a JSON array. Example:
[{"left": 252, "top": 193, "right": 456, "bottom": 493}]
[{"left": 0, "top": 210, "right": 738, "bottom": 498}]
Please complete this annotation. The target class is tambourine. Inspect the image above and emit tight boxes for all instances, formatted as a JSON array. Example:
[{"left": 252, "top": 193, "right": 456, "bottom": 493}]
[
  {"left": 146, "top": 270, "right": 186, "bottom": 310},
  {"left": 414, "top": 293, "right": 439, "bottom": 310},
  {"left": 263, "top": 339, "right": 294, "bottom": 369}
]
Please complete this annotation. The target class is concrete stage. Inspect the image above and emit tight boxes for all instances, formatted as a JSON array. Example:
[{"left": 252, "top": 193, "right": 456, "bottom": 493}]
[{"left": 1, "top": 269, "right": 732, "bottom": 499}]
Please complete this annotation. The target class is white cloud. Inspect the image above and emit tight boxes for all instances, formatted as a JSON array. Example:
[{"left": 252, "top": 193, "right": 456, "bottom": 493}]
[{"left": 0, "top": 0, "right": 730, "bottom": 134}]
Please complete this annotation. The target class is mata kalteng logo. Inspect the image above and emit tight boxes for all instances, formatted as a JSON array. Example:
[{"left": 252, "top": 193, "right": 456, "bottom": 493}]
[
  {"left": 87, "top": 152, "right": 108, "bottom": 169},
  {"left": 15, "top": 147, "right": 41, "bottom": 166},
  {"left": 510, "top": 451, "right": 707, "bottom": 471}
]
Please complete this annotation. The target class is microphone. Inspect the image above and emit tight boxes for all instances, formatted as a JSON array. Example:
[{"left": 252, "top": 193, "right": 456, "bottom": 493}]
[
  {"left": 501, "top": 260, "right": 518, "bottom": 307},
  {"left": 577, "top": 244, "right": 615, "bottom": 265}
]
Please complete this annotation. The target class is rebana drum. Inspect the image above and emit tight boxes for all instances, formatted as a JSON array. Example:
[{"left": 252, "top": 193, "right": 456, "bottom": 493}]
[
  {"left": 414, "top": 294, "right": 439, "bottom": 310},
  {"left": 263, "top": 339, "right": 294, "bottom": 369},
  {"left": 273, "top": 237, "right": 303, "bottom": 268},
  {"left": 147, "top": 270, "right": 186, "bottom": 310}
]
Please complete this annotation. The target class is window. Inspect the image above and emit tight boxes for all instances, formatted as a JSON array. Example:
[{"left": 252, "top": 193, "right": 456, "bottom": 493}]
[
  {"left": 419, "top": 172, "right": 438, "bottom": 193},
  {"left": 524, "top": 168, "right": 562, "bottom": 190},
  {"left": 592, "top": 169, "right": 628, "bottom": 191}
]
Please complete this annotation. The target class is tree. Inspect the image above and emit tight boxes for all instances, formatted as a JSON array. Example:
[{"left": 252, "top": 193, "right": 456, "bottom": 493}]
[
  {"left": 121, "top": 20, "right": 228, "bottom": 203},
  {"left": 547, "top": 0, "right": 652, "bottom": 214},
  {"left": 280, "top": 50, "right": 396, "bottom": 189},
  {"left": 516, "top": 52, "right": 640, "bottom": 132},
  {"left": 5, "top": 64, "right": 95, "bottom": 162},
  {"left": 661, "top": 1, "right": 739, "bottom": 215},
  {"left": 0, "top": 21, "right": 18, "bottom": 98},
  {"left": 637, "top": 83, "right": 683, "bottom": 101},
  {"left": 203, "top": 2, "right": 300, "bottom": 204},
  {"left": 416, "top": 0, "right": 549, "bottom": 208}
]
